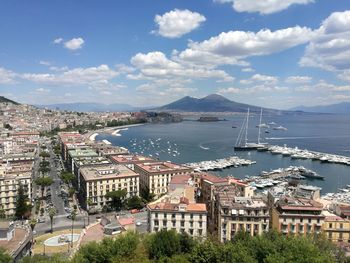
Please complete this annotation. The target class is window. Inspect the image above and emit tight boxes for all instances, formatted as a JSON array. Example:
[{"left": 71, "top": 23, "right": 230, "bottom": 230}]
[
  {"left": 164, "top": 213, "right": 167, "bottom": 218},
  {"left": 154, "top": 220, "right": 159, "bottom": 226},
  {"left": 329, "top": 223, "right": 333, "bottom": 228},
  {"left": 181, "top": 221, "right": 185, "bottom": 227}
]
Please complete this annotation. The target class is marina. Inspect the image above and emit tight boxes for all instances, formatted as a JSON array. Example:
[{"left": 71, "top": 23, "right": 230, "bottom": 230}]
[
  {"left": 185, "top": 156, "right": 256, "bottom": 171},
  {"left": 262, "top": 145, "right": 350, "bottom": 165}
]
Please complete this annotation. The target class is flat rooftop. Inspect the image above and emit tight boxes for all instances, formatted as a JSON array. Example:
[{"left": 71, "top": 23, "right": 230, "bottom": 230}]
[
  {"left": 136, "top": 161, "right": 192, "bottom": 174},
  {"left": 69, "top": 148, "right": 98, "bottom": 158},
  {"left": 148, "top": 201, "right": 206, "bottom": 213},
  {"left": 277, "top": 197, "right": 323, "bottom": 211},
  {"left": 80, "top": 164, "right": 138, "bottom": 181},
  {"left": 74, "top": 156, "right": 111, "bottom": 167},
  {"left": 110, "top": 154, "right": 155, "bottom": 164}
]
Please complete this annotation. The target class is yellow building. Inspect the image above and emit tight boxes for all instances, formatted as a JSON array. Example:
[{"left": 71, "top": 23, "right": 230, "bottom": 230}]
[
  {"left": 323, "top": 212, "right": 350, "bottom": 243},
  {"left": 271, "top": 197, "right": 324, "bottom": 235}
]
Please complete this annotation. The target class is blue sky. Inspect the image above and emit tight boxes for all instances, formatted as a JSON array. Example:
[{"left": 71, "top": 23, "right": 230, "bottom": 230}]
[{"left": 1, "top": 0, "right": 350, "bottom": 109}]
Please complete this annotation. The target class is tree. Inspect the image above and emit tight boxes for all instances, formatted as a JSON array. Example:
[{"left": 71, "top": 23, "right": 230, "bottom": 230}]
[
  {"left": 68, "top": 188, "right": 75, "bottom": 198},
  {"left": 39, "top": 151, "right": 50, "bottom": 158},
  {"left": 15, "top": 184, "right": 30, "bottom": 219},
  {"left": 70, "top": 210, "right": 77, "bottom": 248},
  {"left": 126, "top": 196, "right": 144, "bottom": 210},
  {"left": 0, "top": 247, "right": 12, "bottom": 263},
  {"left": 35, "top": 176, "right": 53, "bottom": 198},
  {"left": 48, "top": 207, "right": 56, "bottom": 233},
  {"left": 60, "top": 172, "right": 75, "bottom": 185},
  {"left": 0, "top": 206, "right": 6, "bottom": 219},
  {"left": 140, "top": 186, "right": 155, "bottom": 203},
  {"left": 148, "top": 229, "right": 181, "bottom": 260},
  {"left": 105, "top": 189, "right": 127, "bottom": 211},
  {"left": 29, "top": 218, "right": 37, "bottom": 232}
]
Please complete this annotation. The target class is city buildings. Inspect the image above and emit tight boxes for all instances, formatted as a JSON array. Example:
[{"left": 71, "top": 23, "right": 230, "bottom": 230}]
[
  {"left": 147, "top": 175, "right": 207, "bottom": 238},
  {"left": 271, "top": 197, "right": 324, "bottom": 235},
  {"left": 135, "top": 161, "right": 193, "bottom": 198},
  {"left": 213, "top": 185, "right": 269, "bottom": 242},
  {"left": 78, "top": 164, "right": 139, "bottom": 212}
]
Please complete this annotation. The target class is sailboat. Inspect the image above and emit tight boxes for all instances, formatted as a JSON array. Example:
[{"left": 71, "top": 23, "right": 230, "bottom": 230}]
[
  {"left": 234, "top": 108, "right": 269, "bottom": 151},
  {"left": 234, "top": 108, "right": 256, "bottom": 151}
]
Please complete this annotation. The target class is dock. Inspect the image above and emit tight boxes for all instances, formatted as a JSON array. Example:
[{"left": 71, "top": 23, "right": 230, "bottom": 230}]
[
  {"left": 252, "top": 145, "right": 350, "bottom": 166},
  {"left": 185, "top": 156, "right": 256, "bottom": 172}
]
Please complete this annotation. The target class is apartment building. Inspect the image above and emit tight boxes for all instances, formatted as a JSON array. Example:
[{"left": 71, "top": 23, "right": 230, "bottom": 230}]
[
  {"left": 214, "top": 187, "right": 269, "bottom": 242},
  {"left": 322, "top": 211, "right": 350, "bottom": 243},
  {"left": 147, "top": 175, "right": 207, "bottom": 238},
  {"left": 0, "top": 172, "right": 32, "bottom": 217},
  {"left": 68, "top": 147, "right": 99, "bottom": 173},
  {"left": 135, "top": 161, "right": 193, "bottom": 198},
  {"left": 110, "top": 154, "right": 155, "bottom": 171},
  {"left": 271, "top": 196, "right": 324, "bottom": 235},
  {"left": 79, "top": 164, "right": 139, "bottom": 211}
]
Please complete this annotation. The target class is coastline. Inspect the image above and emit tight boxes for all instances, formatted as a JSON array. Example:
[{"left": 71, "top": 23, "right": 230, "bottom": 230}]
[{"left": 87, "top": 123, "right": 145, "bottom": 142}]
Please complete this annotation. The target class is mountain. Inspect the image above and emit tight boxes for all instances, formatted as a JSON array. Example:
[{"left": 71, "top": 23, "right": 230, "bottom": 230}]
[
  {"left": 291, "top": 102, "right": 350, "bottom": 114},
  {"left": 37, "top": 102, "right": 141, "bottom": 112},
  {"left": 153, "top": 94, "right": 283, "bottom": 113},
  {"left": 0, "top": 96, "right": 19, "bottom": 105}
]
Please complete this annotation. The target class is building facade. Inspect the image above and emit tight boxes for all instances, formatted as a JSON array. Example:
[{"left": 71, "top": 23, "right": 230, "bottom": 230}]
[
  {"left": 79, "top": 164, "right": 139, "bottom": 211},
  {"left": 134, "top": 161, "right": 193, "bottom": 198}
]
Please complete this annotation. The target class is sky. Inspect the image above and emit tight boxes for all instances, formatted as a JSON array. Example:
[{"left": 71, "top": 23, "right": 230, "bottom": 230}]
[{"left": 1, "top": 0, "right": 350, "bottom": 109}]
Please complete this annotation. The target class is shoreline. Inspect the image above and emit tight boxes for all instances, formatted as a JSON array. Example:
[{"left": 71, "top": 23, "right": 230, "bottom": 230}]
[{"left": 87, "top": 123, "right": 145, "bottom": 142}]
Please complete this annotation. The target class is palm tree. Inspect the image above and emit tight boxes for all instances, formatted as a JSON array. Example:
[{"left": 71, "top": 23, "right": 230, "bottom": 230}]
[
  {"left": 29, "top": 218, "right": 37, "bottom": 244},
  {"left": 48, "top": 208, "right": 56, "bottom": 233},
  {"left": 70, "top": 210, "right": 77, "bottom": 248}
]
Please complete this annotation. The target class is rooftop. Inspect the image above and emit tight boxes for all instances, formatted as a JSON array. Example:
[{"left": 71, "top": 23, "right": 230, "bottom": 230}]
[
  {"left": 148, "top": 200, "right": 206, "bottom": 213},
  {"left": 136, "top": 161, "right": 192, "bottom": 174},
  {"left": 277, "top": 197, "right": 323, "bottom": 211},
  {"left": 69, "top": 148, "right": 99, "bottom": 158},
  {"left": 80, "top": 164, "right": 138, "bottom": 181},
  {"left": 201, "top": 173, "right": 228, "bottom": 184},
  {"left": 110, "top": 154, "right": 155, "bottom": 164},
  {"left": 74, "top": 156, "right": 111, "bottom": 167}
]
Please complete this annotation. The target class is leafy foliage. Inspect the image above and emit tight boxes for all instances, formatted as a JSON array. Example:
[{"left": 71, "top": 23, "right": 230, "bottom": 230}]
[
  {"left": 0, "top": 248, "right": 12, "bottom": 263},
  {"left": 105, "top": 189, "right": 127, "bottom": 211},
  {"left": 15, "top": 183, "right": 31, "bottom": 219}
]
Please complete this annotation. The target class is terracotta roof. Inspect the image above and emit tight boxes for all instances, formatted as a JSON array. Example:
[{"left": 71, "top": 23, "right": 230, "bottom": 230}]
[
  {"left": 118, "top": 217, "right": 135, "bottom": 226},
  {"left": 170, "top": 174, "right": 192, "bottom": 185},
  {"left": 201, "top": 173, "right": 228, "bottom": 184}
]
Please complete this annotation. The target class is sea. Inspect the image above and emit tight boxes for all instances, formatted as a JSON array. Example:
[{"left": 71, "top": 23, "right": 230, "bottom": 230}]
[{"left": 96, "top": 113, "right": 350, "bottom": 194}]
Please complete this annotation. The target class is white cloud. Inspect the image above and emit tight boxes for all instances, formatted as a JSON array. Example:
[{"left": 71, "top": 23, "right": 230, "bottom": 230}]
[
  {"left": 241, "top": 67, "right": 254, "bottom": 72},
  {"left": 218, "top": 87, "right": 241, "bottom": 94},
  {"left": 240, "top": 74, "right": 278, "bottom": 85},
  {"left": 39, "top": 60, "right": 51, "bottom": 66},
  {"left": 214, "top": 0, "right": 314, "bottom": 15},
  {"left": 285, "top": 75, "right": 312, "bottom": 84},
  {"left": 22, "top": 64, "right": 119, "bottom": 87},
  {"left": 300, "top": 11, "right": 350, "bottom": 75},
  {"left": 153, "top": 9, "right": 206, "bottom": 38},
  {"left": 177, "top": 26, "right": 314, "bottom": 67},
  {"left": 64, "top": 37, "right": 84, "bottom": 50},
  {"left": 130, "top": 51, "right": 234, "bottom": 82},
  {"left": 0, "top": 67, "right": 16, "bottom": 84},
  {"left": 35, "top": 88, "right": 50, "bottom": 93},
  {"left": 53, "top": 38, "right": 63, "bottom": 44}
]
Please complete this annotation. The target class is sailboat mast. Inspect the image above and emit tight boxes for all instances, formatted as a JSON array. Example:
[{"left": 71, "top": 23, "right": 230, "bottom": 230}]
[
  {"left": 245, "top": 108, "right": 249, "bottom": 146},
  {"left": 258, "top": 108, "right": 262, "bottom": 144}
]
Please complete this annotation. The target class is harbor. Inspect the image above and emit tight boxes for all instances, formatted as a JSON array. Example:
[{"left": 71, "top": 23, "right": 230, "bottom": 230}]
[
  {"left": 185, "top": 156, "right": 256, "bottom": 171},
  {"left": 260, "top": 145, "right": 350, "bottom": 165}
]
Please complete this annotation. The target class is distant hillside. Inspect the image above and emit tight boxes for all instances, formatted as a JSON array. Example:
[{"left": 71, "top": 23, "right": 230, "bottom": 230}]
[
  {"left": 291, "top": 102, "right": 350, "bottom": 114},
  {"left": 37, "top": 102, "right": 142, "bottom": 112},
  {"left": 0, "top": 96, "right": 19, "bottom": 105},
  {"left": 153, "top": 94, "right": 284, "bottom": 114}
]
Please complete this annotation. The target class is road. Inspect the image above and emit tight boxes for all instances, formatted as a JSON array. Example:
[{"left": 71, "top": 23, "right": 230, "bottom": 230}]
[{"left": 46, "top": 143, "right": 66, "bottom": 216}]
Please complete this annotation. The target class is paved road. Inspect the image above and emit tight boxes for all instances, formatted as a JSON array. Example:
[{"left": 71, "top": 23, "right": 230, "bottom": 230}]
[{"left": 46, "top": 143, "right": 66, "bottom": 216}]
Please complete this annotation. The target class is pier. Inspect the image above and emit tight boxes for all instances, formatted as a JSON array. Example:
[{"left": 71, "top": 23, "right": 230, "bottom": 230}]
[
  {"left": 253, "top": 145, "right": 350, "bottom": 166},
  {"left": 185, "top": 156, "right": 256, "bottom": 172}
]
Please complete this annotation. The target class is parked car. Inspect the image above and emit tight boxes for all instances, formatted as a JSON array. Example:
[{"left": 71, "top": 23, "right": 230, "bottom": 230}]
[{"left": 37, "top": 218, "right": 46, "bottom": 223}]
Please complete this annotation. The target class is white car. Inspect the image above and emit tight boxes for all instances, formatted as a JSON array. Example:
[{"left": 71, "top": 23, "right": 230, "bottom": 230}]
[{"left": 136, "top": 221, "right": 142, "bottom": 226}]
